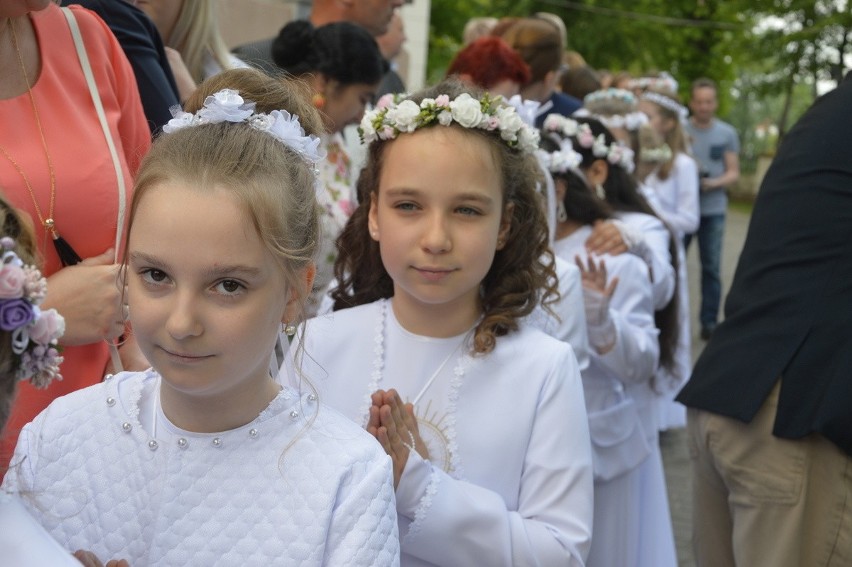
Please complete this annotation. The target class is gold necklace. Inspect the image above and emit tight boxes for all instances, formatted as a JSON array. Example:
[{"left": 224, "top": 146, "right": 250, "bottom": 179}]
[{"left": 0, "top": 17, "right": 79, "bottom": 265}]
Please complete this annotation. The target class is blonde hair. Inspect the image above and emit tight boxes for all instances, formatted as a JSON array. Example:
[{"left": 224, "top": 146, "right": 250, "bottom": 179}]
[
  {"left": 167, "top": 0, "right": 234, "bottom": 84},
  {"left": 126, "top": 69, "right": 322, "bottom": 320},
  {"left": 462, "top": 17, "right": 498, "bottom": 45},
  {"left": 643, "top": 88, "right": 688, "bottom": 180}
]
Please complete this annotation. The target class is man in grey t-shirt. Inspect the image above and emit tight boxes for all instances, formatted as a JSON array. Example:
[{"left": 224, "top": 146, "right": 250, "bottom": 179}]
[{"left": 685, "top": 78, "right": 740, "bottom": 340}]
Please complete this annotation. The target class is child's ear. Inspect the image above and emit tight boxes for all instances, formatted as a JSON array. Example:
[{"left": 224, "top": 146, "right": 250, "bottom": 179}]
[
  {"left": 496, "top": 201, "right": 514, "bottom": 250},
  {"left": 282, "top": 263, "right": 317, "bottom": 324},
  {"left": 368, "top": 193, "right": 380, "bottom": 241},
  {"left": 586, "top": 159, "right": 609, "bottom": 186}
]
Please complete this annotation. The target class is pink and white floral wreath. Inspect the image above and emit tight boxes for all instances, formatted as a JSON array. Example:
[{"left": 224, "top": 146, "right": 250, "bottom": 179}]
[
  {"left": 542, "top": 114, "right": 636, "bottom": 174},
  {"left": 359, "top": 92, "right": 541, "bottom": 153}
]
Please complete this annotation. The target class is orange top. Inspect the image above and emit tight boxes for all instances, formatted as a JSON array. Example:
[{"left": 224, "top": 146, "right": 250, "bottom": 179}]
[{"left": 0, "top": 4, "right": 151, "bottom": 459}]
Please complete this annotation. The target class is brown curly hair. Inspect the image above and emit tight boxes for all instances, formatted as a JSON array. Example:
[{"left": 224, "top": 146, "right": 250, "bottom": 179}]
[{"left": 332, "top": 78, "right": 558, "bottom": 355}]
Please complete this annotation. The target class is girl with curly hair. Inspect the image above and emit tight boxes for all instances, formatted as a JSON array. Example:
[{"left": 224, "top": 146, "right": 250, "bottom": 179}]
[{"left": 290, "top": 78, "right": 594, "bottom": 565}]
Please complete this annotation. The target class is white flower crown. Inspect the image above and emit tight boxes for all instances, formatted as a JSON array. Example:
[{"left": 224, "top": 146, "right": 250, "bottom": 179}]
[
  {"left": 542, "top": 114, "right": 636, "bottom": 174},
  {"left": 640, "top": 91, "right": 688, "bottom": 121},
  {"left": 574, "top": 108, "right": 649, "bottom": 132},
  {"left": 0, "top": 238, "right": 65, "bottom": 389},
  {"left": 584, "top": 88, "right": 637, "bottom": 107},
  {"left": 162, "top": 89, "right": 326, "bottom": 164},
  {"left": 640, "top": 143, "right": 674, "bottom": 164},
  {"left": 536, "top": 140, "right": 583, "bottom": 175},
  {"left": 359, "top": 92, "right": 541, "bottom": 153}
]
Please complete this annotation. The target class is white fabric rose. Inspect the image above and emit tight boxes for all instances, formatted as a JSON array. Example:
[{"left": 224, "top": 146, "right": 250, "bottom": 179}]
[
  {"left": 198, "top": 89, "right": 255, "bottom": 123},
  {"left": 386, "top": 100, "right": 421, "bottom": 133},
  {"left": 449, "top": 93, "right": 484, "bottom": 128}
]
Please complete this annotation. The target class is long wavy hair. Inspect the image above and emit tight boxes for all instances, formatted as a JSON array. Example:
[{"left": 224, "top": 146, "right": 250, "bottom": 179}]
[{"left": 332, "top": 79, "right": 559, "bottom": 355}]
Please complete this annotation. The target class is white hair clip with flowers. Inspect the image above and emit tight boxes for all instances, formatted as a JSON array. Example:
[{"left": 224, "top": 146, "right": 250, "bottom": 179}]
[
  {"left": 359, "top": 92, "right": 541, "bottom": 153},
  {"left": 162, "top": 89, "right": 325, "bottom": 164},
  {"left": 0, "top": 237, "right": 65, "bottom": 389},
  {"left": 542, "top": 114, "right": 636, "bottom": 174}
]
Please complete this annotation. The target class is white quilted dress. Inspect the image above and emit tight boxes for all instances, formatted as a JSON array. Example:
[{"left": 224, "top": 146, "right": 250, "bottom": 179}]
[{"left": 2, "top": 370, "right": 400, "bottom": 566}]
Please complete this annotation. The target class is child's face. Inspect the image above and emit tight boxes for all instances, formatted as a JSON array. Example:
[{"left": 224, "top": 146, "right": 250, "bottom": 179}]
[
  {"left": 126, "top": 182, "right": 296, "bottom": 403},
  {"left": 638, "top": 100, "right": 672, "bottom": 136},
  {"left": 369, "top": 127, "right": 511, "bottom": 323}
]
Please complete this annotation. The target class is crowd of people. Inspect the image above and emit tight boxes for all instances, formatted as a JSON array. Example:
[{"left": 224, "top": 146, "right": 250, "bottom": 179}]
[{"left": 1, "top": 2, "right": 849, "bottom": 566}]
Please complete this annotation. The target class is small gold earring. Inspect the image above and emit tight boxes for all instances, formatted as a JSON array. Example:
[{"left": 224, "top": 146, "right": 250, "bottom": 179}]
[{"left": 283, "top": 323, "right": 297, "bottom": 337}]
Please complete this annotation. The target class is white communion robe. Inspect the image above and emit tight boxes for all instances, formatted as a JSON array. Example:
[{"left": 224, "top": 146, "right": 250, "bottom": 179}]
[
  {"left": 643, "top": 152, "right": 700, "bottom": 430},
  {"left": 0, "top": 493, "right": 81, "bottom": 566},
  {"left": 554, "top": 226, "right": 677, "bottom": 567},
  {"left": 287, "top": 299, "right": 594, "bottom": 566},
  {"left": 3, "top": 370, "right": 400, "bottom": 567}
]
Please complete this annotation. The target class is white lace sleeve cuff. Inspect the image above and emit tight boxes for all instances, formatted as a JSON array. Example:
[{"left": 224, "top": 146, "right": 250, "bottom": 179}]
[{"left": 395, "top": 450, "right": 440, "bottom": 538}]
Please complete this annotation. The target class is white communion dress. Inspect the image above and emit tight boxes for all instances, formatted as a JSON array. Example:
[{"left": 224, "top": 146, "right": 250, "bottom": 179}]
[
  {"left": 2, "top": 370, "right": 400, "bottom": 566},
  {"left": 643, "top": 153, "right": 701, "bottom": 430},
  {"left": 0, "top": 492, "right": 81, "bottom": 566},
  {"left": 288, "top": 299, "right": 594, "bottom": 566},
  {"left": 554, "top": 225, "right": 677, "bottom": 567}
]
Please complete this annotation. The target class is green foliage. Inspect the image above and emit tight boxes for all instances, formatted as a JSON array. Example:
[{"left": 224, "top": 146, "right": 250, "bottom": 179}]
[{"left": 428, "top": 0, "right": 852, "bottom": 167}]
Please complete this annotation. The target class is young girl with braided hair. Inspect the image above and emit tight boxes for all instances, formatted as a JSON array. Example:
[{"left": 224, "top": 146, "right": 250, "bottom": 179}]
[
  {"left": 3, "top": 69, "right": 399, "bottom": 566},
  {"left": 290, "top": 79, "right": 593, "bottom": 566}
]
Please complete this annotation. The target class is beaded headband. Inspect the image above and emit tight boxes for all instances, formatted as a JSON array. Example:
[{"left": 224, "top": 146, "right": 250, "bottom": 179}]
[
  {"left": 542, "top": 114, "right": 636, "bottom": 174},
  {"left": 359, "top": 92, "right": 541, "bottom": 153},
  {"left": 162, "top": 89, "right": 326, "bottom": 164},
  {"left": 641, "top": 91, "right": 688, "bottom": 121},
  {"left": 0, "top": 238, "right": 64, "bottom": 388}
]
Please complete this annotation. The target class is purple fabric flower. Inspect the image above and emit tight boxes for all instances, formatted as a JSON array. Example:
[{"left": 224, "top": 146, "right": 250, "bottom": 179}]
[{"left": 0, "top": 298, "right": 34, "bottom": 331}]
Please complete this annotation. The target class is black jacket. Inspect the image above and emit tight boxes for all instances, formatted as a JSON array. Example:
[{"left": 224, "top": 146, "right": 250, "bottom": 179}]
[{"left": 678, "top": 78, "right": 852, "bottom": 456}]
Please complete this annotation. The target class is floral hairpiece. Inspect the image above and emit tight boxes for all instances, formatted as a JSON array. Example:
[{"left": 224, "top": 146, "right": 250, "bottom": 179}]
[
  {"left": 163, "top": 89, "right": 325, "bottom": 164},
  {"left": 629, "top": 73, "right": 679, "bottom": 94},
  {"left": 359, "top": 92, "right": 540, "bottom": 153},
  {"left": 574, "top": 108, "right": 648, "bottom": 132},
  {"left": 542, "top": 114, "right": 636, "bottom": 174},
  {"left": 640, "top": 143, "right": 674, "bottom": 163},
  {"left": 583, "top": 88, "right": 637, "bottom": 107},
  {"left": 536, "top": 139, "right": 583, "bottom": 175},
  {"left": 641, "top": 91, "right": 688, "bottom": 121},
  {"left": 0, "top": 238, "right": 64, "bottom": 388}
]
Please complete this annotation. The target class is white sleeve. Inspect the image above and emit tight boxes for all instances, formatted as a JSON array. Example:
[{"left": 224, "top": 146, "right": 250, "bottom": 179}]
[
  {"left": 595, "top": 259, "right": 660, "bottom": 385},
  {"left": 636, "top": 217, "right": 676, "bottom": 311},
  {"left": 527, "top": 258, "right": 590, "bottom": 371},
  {"left": 323, "top": 453, "right": 401, "bottom": 566},
  {"left": 394, "top": 351, "right": 593, "bottom": 566},
  {"left": 665, "top": 155, "right": 700, "bottom": 235}
]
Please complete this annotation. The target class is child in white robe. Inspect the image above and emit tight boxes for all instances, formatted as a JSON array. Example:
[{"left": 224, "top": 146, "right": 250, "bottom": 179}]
[
  {"left": 638, "top": 90, "right": 701, "bottom": 430},
  {"left": 289, "top": 79, "right": 594, "bottom": 566},
  {"left": 3, "top": 69, "right": 399, "bottom": 567},
  {"left": 540, "top": 115, "right": 678, "bottom": 567}
]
